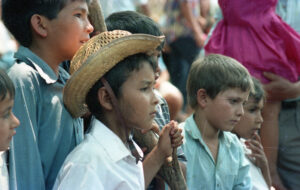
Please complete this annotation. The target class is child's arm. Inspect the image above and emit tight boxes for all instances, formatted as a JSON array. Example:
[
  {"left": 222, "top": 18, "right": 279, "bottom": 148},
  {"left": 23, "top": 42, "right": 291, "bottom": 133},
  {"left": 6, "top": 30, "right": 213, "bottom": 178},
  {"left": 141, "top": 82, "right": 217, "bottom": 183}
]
[
  {"left": 180, "top": 1, "right": 205, "bottom": 47},
  {"left": 143, "top": 121, "right": 183, "bottom": 188},
  {"left": 263, "top": 72, "right": 300, "bottom": 101},
  {"left": 245, "top": 133, "right": 272, "bottom": 187}
]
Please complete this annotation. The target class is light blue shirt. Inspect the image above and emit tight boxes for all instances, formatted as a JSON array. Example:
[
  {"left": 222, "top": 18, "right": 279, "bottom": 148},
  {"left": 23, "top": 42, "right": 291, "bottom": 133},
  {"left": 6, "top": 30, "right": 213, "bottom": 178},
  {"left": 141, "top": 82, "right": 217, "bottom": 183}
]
[
  {"left": 180, "top": 115, "right": 252, "bottom": 190},
  {"left": 8, "top": 46, "right": 83, "bottom": 190}
]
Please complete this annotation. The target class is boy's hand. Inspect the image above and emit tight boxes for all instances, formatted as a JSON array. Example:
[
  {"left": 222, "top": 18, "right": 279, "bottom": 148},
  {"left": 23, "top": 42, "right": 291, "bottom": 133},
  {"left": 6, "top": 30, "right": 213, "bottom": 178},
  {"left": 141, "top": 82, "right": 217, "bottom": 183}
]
[
  {"left": 157, "top": 122, "right": 173, "bottom": 158},
  {"left": 245, "top": 133, "right": 268, "bottom": 170},
  {"left": 263, "top": 72, "right": 300, "bottom": 101},
  {"left": 157, "top": 121, "right": 183, "bottom": 158},
  {"left": 169, "top": 120, "right": 183, "bottom": 148}
]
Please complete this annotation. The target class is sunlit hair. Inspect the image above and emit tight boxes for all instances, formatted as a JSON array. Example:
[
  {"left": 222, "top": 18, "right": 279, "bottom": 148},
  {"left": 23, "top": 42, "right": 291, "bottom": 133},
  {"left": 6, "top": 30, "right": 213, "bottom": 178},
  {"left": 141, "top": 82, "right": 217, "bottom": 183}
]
[{"left": 187, "top": 54, "right": 254, "bottom": 109}]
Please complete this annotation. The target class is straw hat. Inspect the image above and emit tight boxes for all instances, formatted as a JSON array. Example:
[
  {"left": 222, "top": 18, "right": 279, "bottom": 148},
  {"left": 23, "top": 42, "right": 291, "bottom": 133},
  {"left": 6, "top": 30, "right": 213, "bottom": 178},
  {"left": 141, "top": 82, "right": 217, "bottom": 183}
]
[{"left": 63, "top": 30, "right": 165, "bottom": 118}]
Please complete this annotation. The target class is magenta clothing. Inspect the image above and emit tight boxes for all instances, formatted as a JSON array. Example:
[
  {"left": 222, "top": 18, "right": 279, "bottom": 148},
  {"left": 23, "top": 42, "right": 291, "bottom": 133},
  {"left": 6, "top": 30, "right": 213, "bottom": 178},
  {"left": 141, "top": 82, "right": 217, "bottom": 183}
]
[{"left": 205, "top": 0, "right": 300, "bottom": 83}]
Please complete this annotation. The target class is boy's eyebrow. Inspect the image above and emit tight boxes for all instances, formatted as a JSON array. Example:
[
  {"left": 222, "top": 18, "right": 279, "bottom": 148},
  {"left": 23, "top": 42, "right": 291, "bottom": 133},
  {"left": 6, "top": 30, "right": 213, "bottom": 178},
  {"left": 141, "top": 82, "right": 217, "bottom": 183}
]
[
  {"left": 141, "top": 80, "right": 155, "bottom": 85},
  {"left": 74, "top": 6, "right": 89, "bottom": 14}
]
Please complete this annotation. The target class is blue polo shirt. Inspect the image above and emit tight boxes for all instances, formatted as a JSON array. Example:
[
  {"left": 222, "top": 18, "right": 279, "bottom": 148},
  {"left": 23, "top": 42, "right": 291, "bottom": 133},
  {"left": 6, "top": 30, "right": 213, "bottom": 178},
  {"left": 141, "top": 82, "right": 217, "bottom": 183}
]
[
  {"left": 180, "top": 115, "right": 252, "bottom": 190},
  {"left": 8, "top": 46, "right": 83, "bottom": 190}
]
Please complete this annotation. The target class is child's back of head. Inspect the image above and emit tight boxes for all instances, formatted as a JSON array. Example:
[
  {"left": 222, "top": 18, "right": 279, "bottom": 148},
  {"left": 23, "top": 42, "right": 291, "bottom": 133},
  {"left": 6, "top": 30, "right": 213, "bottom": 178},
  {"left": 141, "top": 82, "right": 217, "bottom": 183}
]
[
  {"left": 187, "top": 54, "right": 253, "bottom": 109},
  {"left": 105, "top": 11, "right": 164, "bottom": 51}
]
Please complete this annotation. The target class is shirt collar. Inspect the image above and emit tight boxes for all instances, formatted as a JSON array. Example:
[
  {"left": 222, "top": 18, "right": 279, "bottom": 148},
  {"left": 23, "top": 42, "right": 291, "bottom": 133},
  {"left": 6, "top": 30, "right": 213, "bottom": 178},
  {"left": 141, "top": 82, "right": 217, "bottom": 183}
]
[
  {"left": 14, "top": 46, "right": 61, "bottom": 84},
  {"left": 89, "top": 118, "right": 136, "bottom": 163},
  {"left": 184, "top": 114, "right": 232, "bottom": 146}
]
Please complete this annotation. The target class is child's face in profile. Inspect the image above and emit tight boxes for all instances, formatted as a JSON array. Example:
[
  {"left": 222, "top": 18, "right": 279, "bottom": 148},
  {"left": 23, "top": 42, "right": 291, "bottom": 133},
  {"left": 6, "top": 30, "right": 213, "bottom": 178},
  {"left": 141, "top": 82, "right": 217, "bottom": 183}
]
[
  {"left": 205, "top": 88, "right": 249, "bottom": 132},
  {"left": 118, "top": 61, "right": 159, "bottom": 131},
  {"left": 233, "top": 97, "right": 264, "bottom": 139},
  {"left": 0, "top": 94, "right": 19, "bottom": 151},
  {"left": 45, "top": 0, "right": 93, "bottom": 60}
]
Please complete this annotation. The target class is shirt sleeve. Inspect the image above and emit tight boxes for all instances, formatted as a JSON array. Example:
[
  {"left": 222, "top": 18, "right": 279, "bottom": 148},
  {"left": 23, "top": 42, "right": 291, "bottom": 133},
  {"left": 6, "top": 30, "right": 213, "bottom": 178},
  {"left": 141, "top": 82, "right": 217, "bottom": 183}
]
[
  {"left": 233, "top": 143, "right": 252, "bottom": 190},
  {"left": 8, "top": 65, "right": 45, "bottom": 190},
  {"left": 53, "top": 162, "right": 105, "bottom": 190}
]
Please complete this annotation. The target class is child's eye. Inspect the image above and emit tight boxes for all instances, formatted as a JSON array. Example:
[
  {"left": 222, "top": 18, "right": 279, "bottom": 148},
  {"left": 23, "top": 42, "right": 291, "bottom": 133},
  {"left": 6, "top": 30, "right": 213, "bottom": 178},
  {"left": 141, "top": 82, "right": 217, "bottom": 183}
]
[
  {"left": 229, "top": 99, "right": 238, "bottom": 104},
  {"left": 140, "top": 87, "right": 149, "bottom": 91},
  {"left": 248, "top": 108, "right": 257, "bottom": 113},
  {"left": 2, "top": 112, "right": 11, "bottom": 119},
  {"left": 74, "top": 13, "right": 82, "bottom": 18}
]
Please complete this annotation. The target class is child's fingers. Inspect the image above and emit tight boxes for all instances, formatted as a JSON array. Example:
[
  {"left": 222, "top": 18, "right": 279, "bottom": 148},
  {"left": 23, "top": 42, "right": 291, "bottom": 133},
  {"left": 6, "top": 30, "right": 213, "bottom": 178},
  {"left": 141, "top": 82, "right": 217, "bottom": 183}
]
[
  {"left": 252, "top": 133, "right": 262, "bottom": 143},
  {"left": 171, "top": 128, "right": 182, "bottom": 138},
  {"left": 169, "top": 121, "right": 178, "bottom": 135},
  {"left": 245, "top": 140, "right": 265, "bottom": 156},
  {"left": 172, "top": 136, "right": 183, "bottom": 148}
]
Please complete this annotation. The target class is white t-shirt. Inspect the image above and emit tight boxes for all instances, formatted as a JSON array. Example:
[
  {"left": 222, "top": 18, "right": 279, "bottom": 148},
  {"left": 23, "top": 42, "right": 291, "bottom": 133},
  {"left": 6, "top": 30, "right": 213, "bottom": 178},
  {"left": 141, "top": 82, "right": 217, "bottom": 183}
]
[
  {"left": 53, "top": 119, "right": 145, "bottom": 190},
  {"left": 240, "top": 139, "right": 269, "bottom": 190},
  {"left": 0, "top": 151, "right": 9, "bottom": 190}
]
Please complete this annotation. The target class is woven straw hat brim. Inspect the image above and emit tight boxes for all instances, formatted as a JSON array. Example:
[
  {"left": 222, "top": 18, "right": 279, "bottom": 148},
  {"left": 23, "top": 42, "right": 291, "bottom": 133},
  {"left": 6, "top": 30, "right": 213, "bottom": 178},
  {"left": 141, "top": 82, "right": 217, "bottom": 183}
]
[{"left": 64, "top": 34, "right": 164, "bottom": 118}]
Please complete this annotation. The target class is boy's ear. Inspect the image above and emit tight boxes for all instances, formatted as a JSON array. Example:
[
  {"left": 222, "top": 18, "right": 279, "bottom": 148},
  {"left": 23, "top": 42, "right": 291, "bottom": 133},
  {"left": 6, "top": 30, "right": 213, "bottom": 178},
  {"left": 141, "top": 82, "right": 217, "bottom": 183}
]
[
  {"left": 196, "top": 89, "right": 208, "bottom": 108},
  {"left": 30, "top": 14, "right": 48, "bottom": 38},
  {"left": 97, "top": 87, "right": 113, "bottom": 110}
]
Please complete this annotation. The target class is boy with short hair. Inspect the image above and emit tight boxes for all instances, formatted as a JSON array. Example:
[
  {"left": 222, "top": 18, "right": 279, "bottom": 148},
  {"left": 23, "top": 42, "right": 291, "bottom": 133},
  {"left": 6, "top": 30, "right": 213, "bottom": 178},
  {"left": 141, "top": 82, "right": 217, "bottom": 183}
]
[
  {"left": 181, "top": 54, "right": 253, "bottom": 189},
  {"left": 53, "top": 30, "right": 183, "bottom": 189},
  {"left": 1, "top": 0, "right": 94, "bottom": 189},
  {"left": 0, "top": 69, "right": 20, "bottom": 190},
  {"left": 105, "top": 11, "right": 187, "bottom": 189}
]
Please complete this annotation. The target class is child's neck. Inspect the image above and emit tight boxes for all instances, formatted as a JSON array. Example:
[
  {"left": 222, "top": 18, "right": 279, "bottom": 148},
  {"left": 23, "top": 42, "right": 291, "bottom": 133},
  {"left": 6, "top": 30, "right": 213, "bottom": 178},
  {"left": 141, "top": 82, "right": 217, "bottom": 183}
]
[
  {"left": 194, "top": 112, "right": 220, "bottom": 162},
  {"left": 193, "top": 112, "right": 220, "bottom": 141},
  {"left": 30, "top": 44, "right": 62, "bottom": 76},
  {"left": 101, "top": 113, "right": 131, "bottom": 144}
]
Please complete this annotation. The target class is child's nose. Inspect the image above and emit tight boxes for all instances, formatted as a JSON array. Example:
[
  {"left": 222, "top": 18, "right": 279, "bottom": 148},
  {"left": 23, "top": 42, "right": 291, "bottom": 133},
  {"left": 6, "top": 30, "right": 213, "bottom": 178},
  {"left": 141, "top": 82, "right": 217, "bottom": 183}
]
[
  {"left": 11, "top": 113, "right": 20, "bottom": 129},
  {"left": 86, "top": 19, "right": 94, "bottom": 34},
  {"left": 152, "top": 91, "right": 159, "bottom": 106},
  {"left": 256, "top": 113, "right": 263, "bottom": 124},
  {"left": 236, "top": 104, "right": 244, "bottom": 116}
]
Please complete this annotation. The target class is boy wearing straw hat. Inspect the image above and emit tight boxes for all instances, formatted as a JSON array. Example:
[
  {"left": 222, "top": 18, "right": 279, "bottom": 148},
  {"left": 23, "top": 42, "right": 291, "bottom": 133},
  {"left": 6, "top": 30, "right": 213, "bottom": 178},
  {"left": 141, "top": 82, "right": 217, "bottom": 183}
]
[
  {"left": 105, "top": 11, "right": 187, "bottom": 189},
  {"left": 2, "top": 0, "right": 94, "bottom": 189},
  {"left": 53, "top": 30, "right": 183, "bottom": 189}
]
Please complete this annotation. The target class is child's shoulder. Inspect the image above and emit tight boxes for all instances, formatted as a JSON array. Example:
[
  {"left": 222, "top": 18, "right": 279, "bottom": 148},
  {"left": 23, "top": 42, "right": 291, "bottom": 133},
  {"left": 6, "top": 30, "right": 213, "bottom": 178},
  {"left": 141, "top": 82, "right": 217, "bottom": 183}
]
[
  {"left": 8, "top": 62, "right": 39, "bottom": 82},
  {"left": 222, "top": 131, "right": 244, "bottom": 150}
]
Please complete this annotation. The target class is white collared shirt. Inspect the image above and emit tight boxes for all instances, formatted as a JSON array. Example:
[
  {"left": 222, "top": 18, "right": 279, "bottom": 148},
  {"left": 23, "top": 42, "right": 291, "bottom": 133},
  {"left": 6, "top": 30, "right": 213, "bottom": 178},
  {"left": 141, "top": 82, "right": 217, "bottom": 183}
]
[
  {"left": 0, "top": 151, "right": 9, "bottom": 190},
  {"left": 53, "top": 119, "right": 144, "bottom": 190}
]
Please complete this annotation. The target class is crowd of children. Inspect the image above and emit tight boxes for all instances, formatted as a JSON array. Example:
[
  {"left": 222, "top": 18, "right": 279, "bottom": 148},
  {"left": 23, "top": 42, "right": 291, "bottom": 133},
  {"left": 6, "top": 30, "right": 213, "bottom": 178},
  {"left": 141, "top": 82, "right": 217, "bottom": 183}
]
[{"left": 0, "top": 0, "right": 300, "bottom": 189}]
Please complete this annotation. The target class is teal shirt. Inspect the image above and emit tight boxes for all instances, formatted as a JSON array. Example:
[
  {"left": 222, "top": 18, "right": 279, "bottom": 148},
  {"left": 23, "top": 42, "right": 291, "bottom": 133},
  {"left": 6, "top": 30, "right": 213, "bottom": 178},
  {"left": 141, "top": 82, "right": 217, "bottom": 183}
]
[
  {"left": 8, "top": 46, "right": 83, "bottom": 190},
  {"left": 180, "top": 115, "right": 252, "bottom": 190}
]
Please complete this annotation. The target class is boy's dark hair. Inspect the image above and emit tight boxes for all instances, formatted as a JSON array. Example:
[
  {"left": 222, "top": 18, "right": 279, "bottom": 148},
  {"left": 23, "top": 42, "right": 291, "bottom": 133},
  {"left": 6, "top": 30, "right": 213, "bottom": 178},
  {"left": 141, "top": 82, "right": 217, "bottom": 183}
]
[
  {"left": 106, "top": 11, "right": 164, "bottom": 50},
  {"left": 2, "top": 0, "right": 91, "bottom": 47},
  {"left": 187, "top": 54, "right": 253, "bottom": 109},
  {"left": 250, "top": 77, "right": 265, "bottom": 103},
  {"left": 86, "top": 53, "right": 156, "bottom": 119},
  {"left": 0, "top": 69, "right": 15, "bottom": 101}
]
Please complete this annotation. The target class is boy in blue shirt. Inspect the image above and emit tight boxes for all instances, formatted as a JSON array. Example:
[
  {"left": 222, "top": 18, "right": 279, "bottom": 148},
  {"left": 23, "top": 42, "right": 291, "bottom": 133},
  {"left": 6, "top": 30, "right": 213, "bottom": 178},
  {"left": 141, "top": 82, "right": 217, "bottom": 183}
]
[
  {"left": 1, "top": 0, "right": 94, "bottom": 189},
  {"left": 181, "top": 54, "right": 253, "bottom": 189}
]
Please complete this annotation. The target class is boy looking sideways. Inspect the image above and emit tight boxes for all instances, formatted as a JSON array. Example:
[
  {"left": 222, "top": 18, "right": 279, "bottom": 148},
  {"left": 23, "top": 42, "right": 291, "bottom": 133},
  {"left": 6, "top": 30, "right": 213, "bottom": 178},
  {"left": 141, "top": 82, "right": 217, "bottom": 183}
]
[
  {"left": 2, "top": 0, "right": 93, "bottom": 189},
  {"left": 181, "top": 54, "right": 253, "bottom": 189}
]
